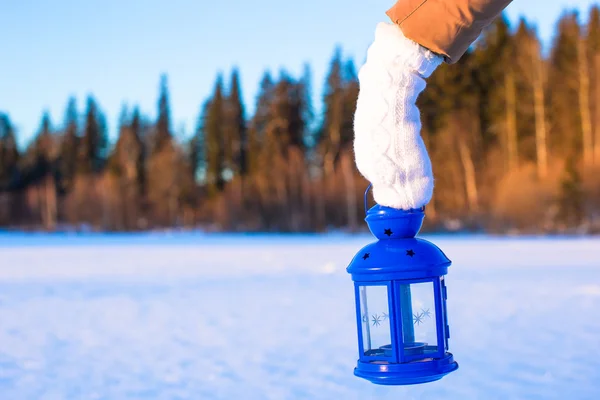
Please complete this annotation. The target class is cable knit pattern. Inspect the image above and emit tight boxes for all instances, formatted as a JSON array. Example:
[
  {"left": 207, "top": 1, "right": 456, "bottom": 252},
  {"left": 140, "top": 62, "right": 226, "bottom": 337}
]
[{"left": 353, "top": 22, "right": 443, "bottom": 210}]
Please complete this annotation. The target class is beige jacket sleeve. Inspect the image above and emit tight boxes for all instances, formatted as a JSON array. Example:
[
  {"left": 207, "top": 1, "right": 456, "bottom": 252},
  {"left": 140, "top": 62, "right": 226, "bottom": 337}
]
[{"left": 386, "top": 0, "right": 513, "bottom": 63}]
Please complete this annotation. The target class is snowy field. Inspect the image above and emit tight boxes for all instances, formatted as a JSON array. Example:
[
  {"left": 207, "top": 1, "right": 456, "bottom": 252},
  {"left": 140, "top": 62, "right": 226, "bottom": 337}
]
[{"left": 0, "top": 232, "right": 599, "bottom": 400}]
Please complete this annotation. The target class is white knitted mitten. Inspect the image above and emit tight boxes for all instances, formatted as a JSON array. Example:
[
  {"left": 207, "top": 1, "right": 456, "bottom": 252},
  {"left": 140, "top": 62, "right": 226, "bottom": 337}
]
[{"left": 353, "top": 22, "right": 443, "bottom": 210}]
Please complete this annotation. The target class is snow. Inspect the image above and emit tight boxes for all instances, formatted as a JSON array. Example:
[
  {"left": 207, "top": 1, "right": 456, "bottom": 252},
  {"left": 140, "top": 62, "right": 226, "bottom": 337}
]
[{"left": 0, "top": 232, "right": 599, "bottom": 399}]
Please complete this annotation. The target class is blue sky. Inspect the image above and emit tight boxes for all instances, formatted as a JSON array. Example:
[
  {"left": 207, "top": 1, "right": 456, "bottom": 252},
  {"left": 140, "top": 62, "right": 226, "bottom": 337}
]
[{"left": 1, "top": 0, "right": 596, "bottom": 148}]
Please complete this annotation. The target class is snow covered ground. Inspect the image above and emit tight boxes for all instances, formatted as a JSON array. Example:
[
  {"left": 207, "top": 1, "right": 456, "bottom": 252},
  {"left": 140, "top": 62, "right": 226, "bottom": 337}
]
[{"left": 0, "top": 232, "right": 599, "bottom": 399}]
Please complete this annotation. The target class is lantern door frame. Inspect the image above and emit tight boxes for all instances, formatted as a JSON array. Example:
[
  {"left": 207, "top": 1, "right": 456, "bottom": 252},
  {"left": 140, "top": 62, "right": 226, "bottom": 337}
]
[
  {"left": 441, "top": 276, "right": 450, "bottom": 350},
  {"left": 354, "top": 281, "right": 400, "bottom": 364},
  {"left": 393, "top": 277, "right": 447, "bottom": 363}
]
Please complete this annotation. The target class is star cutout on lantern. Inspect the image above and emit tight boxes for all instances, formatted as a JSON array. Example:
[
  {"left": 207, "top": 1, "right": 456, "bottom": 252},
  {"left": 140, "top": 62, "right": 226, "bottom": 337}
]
[
  {"left": 384, "top": 228, "right": 393, "bottom": 237},
  {"left": 406, "top": 249, "right": 415, "bottom": 257},
  {"left": 413, "top": 312, "right": 424, "bottom": 325},
  {"left": 381, "top": 312, "right": 388, "bottom": 321},
  {"left": 372, "top": 314, "right": 381, "bottom": 327},
  {"left": 421, "top": 308, "right": 431, "bottom": 318},
  {"left": 362, "top": 314, "right": 369, "bottom": 323},
  {"left": 362, "top": 253, "right": 370, "bottom": 260}
]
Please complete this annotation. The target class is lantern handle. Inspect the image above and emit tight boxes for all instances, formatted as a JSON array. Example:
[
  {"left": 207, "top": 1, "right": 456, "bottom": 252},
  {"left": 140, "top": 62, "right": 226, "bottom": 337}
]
[
  {"left": 364, "top": 183, "right": 373, "bottom": 217},
  {"left": 363, "top": 183, "right": 427, "bottom": 216}
]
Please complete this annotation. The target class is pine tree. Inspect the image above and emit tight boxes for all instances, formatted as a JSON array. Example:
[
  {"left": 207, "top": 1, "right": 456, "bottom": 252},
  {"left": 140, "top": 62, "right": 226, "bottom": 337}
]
[
  {"left": 224, "top": 69, "right": 247, "bottom": 177},
  {"left": 0, "top": 113, "right": 20, "bottom": 226},
  {"left": 144, "top": 74, "right": 184, "bottom": 226},
  {"left": 319, "top": 47, "right": 345, "bottom": 176},
  {"left": 191, "top": 103, "right": 206, "bottom": 185},
  {"left": 107, "top": 105, "right": 129, "bottom": 177},
  {"left": 107, "top": 104, "right": 147, "bottom": 229},
  {"left": 548, "top": 12, "right": 582, "bottom": 157},
  {"left": 514, "top": 18, "right": 549, "bottom": 178},
  {"left": 78, "top": 96, "right": 106, "bottom": 174},
  {"left": 420, "top": 50, "right": 482, "bottom": 215},
  {"left": 130, "top": 107, "right": 146, "bottom": 198},
  {"left": 247, "top": 72, "right": 274, "bottom": 176},
  {"left": 455, "top": 53, "right": 483, "bottom": 214},
  {"left": 586, "top": 5, "right": 600, "bottom": 164},
  {"left": 577, "top": 16, "right": 594, "bottom": 166},
  {"left": 154, "top": 74, "right": 172, "bottom": 153},
  {"left": 341, "top": 59, "right": 360, "bottom": 229},
  {"left": 341, "top": 59, "right": 359, "bottom": 144},
  {"left": 28, "top": 111, "right": 54, "bottom": 178},
  {"left": 110, "top": 105, "right": 145, "bottom": 185},
  {"left": 0, "top": 113, "right": 20, "bottom": 190},
  {"left": 203, "top": 75, "right": 226, "bottom": 196},
  {"left": 24, "top": 111, "right": 59, "bottom": 230},
  {"left": 57, "top": 97, "right": 79, "bottom": 193},
  {"left": 299, "top": 63, "right": 315, "bottom": 148},
  {"left": 473, "top": 14, "right": 517, "bottom": 172},
  {"left": 253, "top": 70, "right": 307, "bottom": 230},
  {"left": 269, "top": 71, "right": 306, "bottom": 151}
]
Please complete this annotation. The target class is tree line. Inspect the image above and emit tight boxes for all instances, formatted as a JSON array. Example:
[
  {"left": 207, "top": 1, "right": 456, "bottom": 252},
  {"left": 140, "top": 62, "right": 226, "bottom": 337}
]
[{"left": 1, "top": 8, "right": 599, "bottom": 234}]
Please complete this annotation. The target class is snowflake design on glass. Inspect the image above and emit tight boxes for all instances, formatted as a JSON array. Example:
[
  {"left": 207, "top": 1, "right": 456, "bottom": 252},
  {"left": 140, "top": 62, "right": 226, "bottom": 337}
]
[
  {"left": 413, "top": 313, "right": 424, "bottom": 325},
  {"left": 365, "top": 311, "right": 390, "bottom": 327},
  {"left": 413, "top": 308, "right": 432, "bottom": 325},
  {"left": 372, "top": 314, "right": 382, "bottom": 327}
]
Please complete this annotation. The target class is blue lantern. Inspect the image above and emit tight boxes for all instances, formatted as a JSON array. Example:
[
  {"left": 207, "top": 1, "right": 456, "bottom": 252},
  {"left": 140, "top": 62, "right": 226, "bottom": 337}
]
[{"left": 346, "top": 186, "right": 459, "bottom": 385}]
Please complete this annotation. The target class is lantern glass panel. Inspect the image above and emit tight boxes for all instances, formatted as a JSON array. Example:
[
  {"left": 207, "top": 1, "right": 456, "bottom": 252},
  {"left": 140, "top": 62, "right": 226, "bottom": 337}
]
[
  {"left": 359, "top": 285, "right": 393, "bottom": 357},
  {"left": 398, "top": 281, "right": 438, "bottom": 358}
]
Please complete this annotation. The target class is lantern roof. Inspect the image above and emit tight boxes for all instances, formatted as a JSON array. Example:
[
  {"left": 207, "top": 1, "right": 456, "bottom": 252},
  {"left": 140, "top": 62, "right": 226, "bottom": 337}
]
[{"left": 347, "top": 204, "right": 451, "bottom": 281}]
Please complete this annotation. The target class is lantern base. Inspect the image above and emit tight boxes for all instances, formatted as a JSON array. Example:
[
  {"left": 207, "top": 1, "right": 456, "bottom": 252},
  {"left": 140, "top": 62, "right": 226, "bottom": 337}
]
[{"left": 354, "top": 353, "right": 458, "bottom": 385}]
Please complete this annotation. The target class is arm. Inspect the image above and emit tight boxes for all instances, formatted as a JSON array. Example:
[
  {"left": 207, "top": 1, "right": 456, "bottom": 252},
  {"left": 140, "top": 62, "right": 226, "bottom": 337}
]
[
  {"left": 386, "top": 0, "right": 514, "bottom": 63},
  {"left": 353, "top": 0, "right": 513, "bottom": 210}
]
